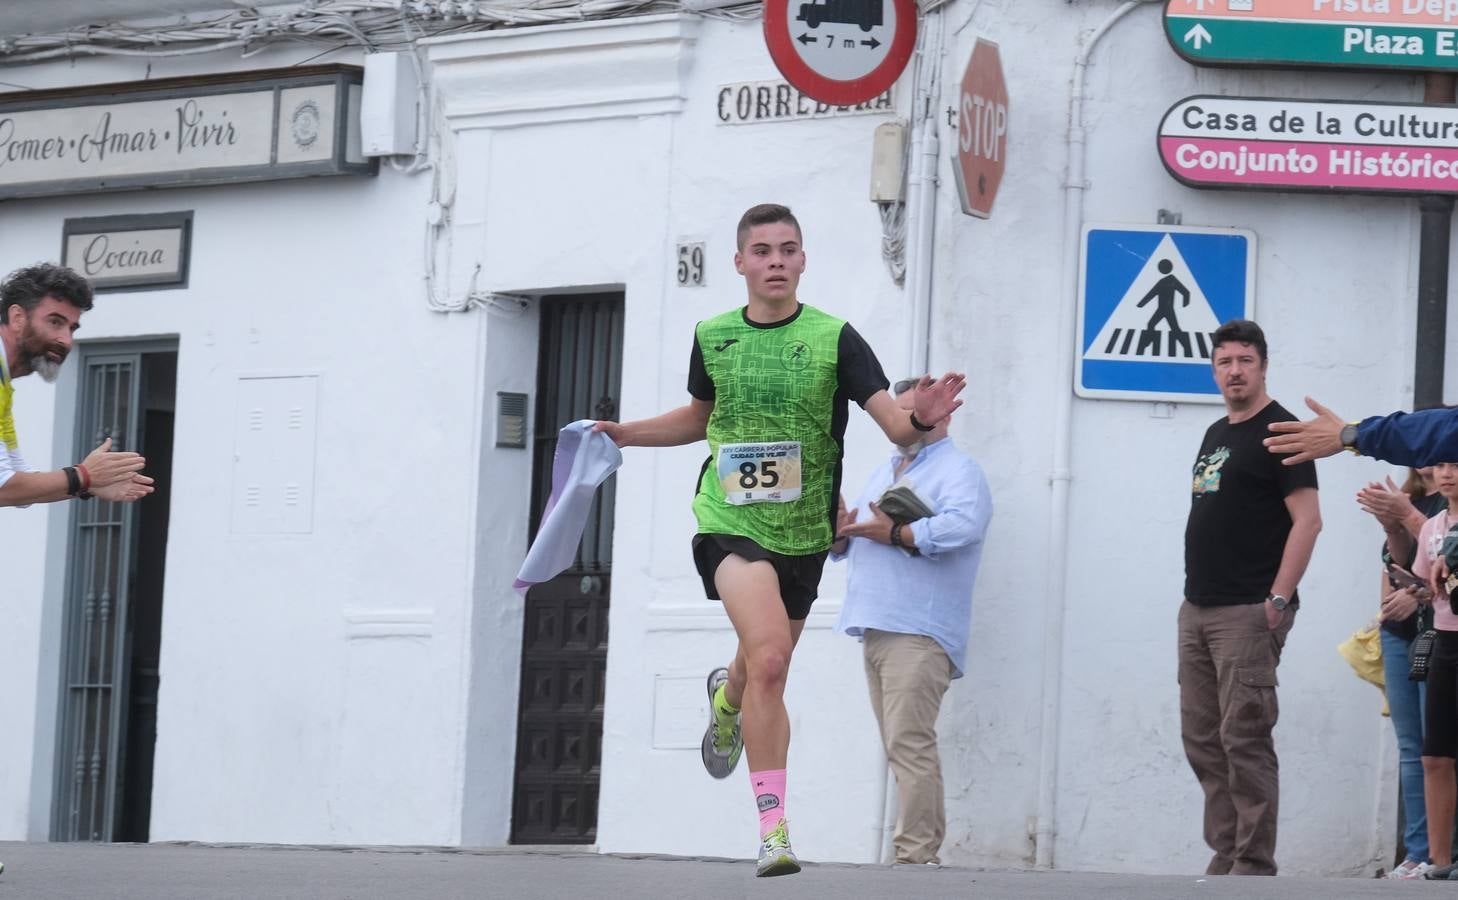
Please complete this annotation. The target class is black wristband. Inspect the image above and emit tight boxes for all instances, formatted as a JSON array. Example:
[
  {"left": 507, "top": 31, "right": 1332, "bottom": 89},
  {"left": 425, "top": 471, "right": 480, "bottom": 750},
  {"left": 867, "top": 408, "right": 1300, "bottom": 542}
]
[
  {"left": 909, "top": 412, "right": 935, "bottom": 433},
  {"left": 62, "top": 466, "right": 80, "bottom": 496}
]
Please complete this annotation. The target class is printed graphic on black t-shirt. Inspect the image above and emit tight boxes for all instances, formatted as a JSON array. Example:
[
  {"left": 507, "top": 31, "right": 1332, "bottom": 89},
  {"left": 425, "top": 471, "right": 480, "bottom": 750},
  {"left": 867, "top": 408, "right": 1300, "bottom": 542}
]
[{"left": 1184, "top": 400, "right": 1319, "bottom": 606}]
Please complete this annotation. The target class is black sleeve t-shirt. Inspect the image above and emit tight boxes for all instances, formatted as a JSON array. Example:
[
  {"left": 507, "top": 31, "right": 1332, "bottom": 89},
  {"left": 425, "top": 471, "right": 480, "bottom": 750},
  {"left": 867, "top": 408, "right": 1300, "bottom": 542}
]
[{"left": 1185, "top": 400, "right": 1319, "bottom": 606}]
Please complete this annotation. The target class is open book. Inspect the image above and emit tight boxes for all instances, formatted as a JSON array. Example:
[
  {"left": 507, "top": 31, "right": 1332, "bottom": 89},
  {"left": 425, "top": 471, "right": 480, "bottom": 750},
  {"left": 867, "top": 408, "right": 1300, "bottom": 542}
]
[{"left": 877, "top": 480, "right": 934, "bottom": 525}]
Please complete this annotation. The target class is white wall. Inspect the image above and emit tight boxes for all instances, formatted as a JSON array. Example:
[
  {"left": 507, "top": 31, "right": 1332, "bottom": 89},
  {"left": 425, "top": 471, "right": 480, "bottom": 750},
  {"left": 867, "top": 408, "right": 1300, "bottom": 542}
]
[
  {"left": 0, "top": 41, "right": 490, "bottom": 845},
  {"left": 0, "top": 0, "right": 1447, "bottom": 875}
]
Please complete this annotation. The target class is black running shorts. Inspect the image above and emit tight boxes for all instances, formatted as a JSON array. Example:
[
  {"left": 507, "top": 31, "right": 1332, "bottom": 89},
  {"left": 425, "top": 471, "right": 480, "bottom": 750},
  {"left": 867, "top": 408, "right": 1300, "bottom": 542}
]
[{"left": 691, "top": 533, "right": 828, "bottom": 621}]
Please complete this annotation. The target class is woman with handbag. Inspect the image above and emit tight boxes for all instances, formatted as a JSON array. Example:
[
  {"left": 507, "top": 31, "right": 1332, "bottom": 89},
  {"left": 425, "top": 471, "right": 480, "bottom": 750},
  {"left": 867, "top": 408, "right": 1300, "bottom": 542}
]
[{"left": 1361, "top": 467, "right": 1442, "bottom": 878}]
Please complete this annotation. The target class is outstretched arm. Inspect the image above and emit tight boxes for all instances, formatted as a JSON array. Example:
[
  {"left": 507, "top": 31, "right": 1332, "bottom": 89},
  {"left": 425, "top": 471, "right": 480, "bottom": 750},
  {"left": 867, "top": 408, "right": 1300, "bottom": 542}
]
[
  {"left": 865, "top": 373, "right": 966, "bottom": 446},
  {"left": 593, "top": 398, "right": 713, "bottom": 448},
  {"left": 0, "top": 469, "right": 72, "bottom": 506},
  {"left": 1267, "top": 398, "right": 1458, "bottom": 467},
  {"left": 0, "top": 438, "right": 153, "bottom": 507}
]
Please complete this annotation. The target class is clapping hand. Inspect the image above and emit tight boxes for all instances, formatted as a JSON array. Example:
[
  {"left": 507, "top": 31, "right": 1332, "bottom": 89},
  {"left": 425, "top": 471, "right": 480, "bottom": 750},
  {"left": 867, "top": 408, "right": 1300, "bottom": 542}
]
[
  {"left": 92, "top": 473, "right": 155, "bottom": 503},
  {"left": 835, "top": 494, "right": 857, "bottom": 539},
  {"left": 1356, "top": 476, "right": 1416, "bottom": 533},
  {"left": 838, "top": 500, "right": 896, "bottom": 544},
  {"left": 80, "top": 437, "right": 146, "bottom": 487}
]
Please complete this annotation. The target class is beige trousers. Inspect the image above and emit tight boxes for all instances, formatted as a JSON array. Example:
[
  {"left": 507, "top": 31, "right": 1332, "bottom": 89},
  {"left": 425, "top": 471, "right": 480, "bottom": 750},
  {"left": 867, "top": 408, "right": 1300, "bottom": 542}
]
[{"left": 863, "top": 629, "right": 955, "bottom": 865}]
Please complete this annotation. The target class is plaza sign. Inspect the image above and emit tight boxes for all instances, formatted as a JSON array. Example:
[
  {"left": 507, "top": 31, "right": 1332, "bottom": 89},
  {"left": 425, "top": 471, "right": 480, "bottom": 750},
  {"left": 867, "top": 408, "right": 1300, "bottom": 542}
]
[
  {"left": 0, "top": 65, "right": 372, "bottom": 200},
  {"left": 1165, "top": 0, "right": 1458, "bottom": 71},
  {"left": 1159, "top": 95, "right": 1458, "bottom": 194}
]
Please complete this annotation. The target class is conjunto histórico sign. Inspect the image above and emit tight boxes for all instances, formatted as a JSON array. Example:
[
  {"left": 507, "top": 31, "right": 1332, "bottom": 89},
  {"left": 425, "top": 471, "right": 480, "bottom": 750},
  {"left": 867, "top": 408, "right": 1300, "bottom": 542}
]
[{"left": 1158, "top": 95, "right": 1458, "bottom": 194}]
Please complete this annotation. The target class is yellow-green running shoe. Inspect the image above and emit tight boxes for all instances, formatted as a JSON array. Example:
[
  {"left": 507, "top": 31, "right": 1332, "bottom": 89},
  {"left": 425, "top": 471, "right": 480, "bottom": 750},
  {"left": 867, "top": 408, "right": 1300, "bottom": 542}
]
[
  {"left": 701, "top": 667, "right": 742, "bottom": 779},
  {"left": 756, "top": 818, "right": 801, "bottom": 877}
]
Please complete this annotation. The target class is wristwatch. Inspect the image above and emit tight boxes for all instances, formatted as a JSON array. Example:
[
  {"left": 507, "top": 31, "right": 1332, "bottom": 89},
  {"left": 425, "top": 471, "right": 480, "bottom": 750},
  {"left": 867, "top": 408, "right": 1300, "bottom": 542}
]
[
  {"left": 1266, "top": 593, "right": 1289, "bottom": 611},
  {"left": 1340, "top": 422, "right": 1360, "bottom": 455}
]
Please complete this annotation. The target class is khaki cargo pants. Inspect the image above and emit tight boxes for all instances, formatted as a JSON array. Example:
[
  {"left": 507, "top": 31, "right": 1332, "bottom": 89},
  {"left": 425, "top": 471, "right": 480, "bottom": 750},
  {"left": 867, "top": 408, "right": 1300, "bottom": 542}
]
[{"left": 1177, "top": 599, "right": 1296, "bottom": 877}]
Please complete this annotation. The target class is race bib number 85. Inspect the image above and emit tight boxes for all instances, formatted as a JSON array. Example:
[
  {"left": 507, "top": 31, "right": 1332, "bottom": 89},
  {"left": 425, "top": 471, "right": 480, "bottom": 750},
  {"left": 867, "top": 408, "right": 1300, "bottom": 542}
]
[{"left": 717, "top": 441, "right": 802, "bottom": 505}]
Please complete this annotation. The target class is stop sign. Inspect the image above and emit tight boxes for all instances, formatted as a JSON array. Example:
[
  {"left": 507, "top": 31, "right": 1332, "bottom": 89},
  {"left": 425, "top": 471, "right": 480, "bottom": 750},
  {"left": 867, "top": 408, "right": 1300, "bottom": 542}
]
[{"left": 954, "top": 38, "right": 1008, "bottom": 219}]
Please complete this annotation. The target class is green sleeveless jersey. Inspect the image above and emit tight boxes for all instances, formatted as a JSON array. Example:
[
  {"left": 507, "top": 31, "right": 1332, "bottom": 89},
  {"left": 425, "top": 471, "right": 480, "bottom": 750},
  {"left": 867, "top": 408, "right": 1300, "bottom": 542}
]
[{"left": 689, "top": 304, "right": 884, "bottom": 555}]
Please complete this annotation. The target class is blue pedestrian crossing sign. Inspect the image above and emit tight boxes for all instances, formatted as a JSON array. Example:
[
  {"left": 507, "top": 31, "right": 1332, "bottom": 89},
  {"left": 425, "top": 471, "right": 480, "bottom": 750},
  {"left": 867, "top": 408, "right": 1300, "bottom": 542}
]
[{"left": 1076, "top": 224, "right": 1256, "bottom": 404}]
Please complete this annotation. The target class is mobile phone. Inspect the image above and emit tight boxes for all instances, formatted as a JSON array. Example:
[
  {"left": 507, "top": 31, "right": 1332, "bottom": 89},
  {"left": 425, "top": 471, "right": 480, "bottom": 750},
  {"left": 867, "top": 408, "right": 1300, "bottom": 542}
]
[
  {"left": 1389, "top": 565, "right": 1427, "bottom": 591},
  {"left": 1388, "top": 566, "right": 1436, "bottom": 603}
]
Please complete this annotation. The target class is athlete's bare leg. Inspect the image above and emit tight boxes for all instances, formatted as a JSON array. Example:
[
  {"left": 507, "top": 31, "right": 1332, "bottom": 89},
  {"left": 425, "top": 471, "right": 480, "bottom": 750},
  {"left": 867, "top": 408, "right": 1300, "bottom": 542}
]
[
  {"left": 715, "top": 555, "right": 807, "bottom": 771},
  {"left": 724, "top": 619, "right": 808, "bottom": 707}
]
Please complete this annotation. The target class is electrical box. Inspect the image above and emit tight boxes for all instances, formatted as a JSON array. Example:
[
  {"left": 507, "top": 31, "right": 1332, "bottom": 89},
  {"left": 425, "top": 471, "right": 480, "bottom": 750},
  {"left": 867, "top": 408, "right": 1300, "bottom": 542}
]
[
  {"left": 869, "top": 121, "right": 906, "bottom": 203},
  {"left": 360, "top": 51, "right": 419, "bottom": 157},
  {"left": 230, "top": 375, "right": 319, "bottom": 535},
  {"left": 496, "top": 392, "right": 529, "bottom": 448}
]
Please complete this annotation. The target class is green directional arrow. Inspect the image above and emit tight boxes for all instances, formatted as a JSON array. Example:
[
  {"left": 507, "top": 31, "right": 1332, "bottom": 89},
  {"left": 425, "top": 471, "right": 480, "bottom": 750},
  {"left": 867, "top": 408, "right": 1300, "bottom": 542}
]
[{"left": 1165, "top": 16, "right": 1458, "bottom": 71}]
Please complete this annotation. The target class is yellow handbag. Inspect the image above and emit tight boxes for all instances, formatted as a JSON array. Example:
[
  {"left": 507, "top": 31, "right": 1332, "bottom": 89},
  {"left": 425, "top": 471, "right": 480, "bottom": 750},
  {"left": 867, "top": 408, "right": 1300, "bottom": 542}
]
[{"left": 1337, "top": 622, "right": 1387, "bottom": 716}]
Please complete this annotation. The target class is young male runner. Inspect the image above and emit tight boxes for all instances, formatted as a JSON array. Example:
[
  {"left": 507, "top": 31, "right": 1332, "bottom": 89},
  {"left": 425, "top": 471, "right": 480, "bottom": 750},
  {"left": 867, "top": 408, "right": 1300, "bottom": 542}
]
[{"left": 595, "top": 204, "right": 964, "bottom": 876}]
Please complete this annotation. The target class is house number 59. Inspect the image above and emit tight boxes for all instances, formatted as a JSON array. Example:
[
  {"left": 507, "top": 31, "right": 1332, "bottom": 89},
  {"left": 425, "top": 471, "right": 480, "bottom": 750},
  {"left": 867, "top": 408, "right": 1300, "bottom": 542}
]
[{"left": 677, "top": 242, "right": 705, "bottom": 287}]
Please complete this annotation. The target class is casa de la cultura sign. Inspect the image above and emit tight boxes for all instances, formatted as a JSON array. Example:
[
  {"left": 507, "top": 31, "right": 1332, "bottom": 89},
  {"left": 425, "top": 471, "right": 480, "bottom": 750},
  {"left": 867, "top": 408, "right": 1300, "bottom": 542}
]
[
  {"left": 1159, "top": 95, "right": 1458, "bottom": 195},
  {"left": 0, "top": 65, "right": 373, "bottom": 200}
]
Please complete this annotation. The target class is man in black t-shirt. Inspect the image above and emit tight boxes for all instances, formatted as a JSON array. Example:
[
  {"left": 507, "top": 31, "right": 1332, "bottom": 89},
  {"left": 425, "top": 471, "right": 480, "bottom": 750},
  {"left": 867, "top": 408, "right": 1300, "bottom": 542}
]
[{"left": 1180, "top": 319, "right": 1321, "bottom": 877}]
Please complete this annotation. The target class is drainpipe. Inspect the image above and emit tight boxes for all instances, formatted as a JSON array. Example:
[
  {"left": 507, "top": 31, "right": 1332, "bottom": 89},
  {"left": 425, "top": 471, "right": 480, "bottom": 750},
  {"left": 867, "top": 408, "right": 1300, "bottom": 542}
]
[
  {"left": 906, "top": 105, "right": 942, "bottom": 375},
  {"left": 1415, "top": 74, "right": 1455, "bottom": 410},
  {"left": 905, "top": 11, "right": 945, "bottom": 377},
  {"left": 875, "top": 10, "right": 944, "bottom": 865},
  {"left": 1035, "top": 1, "right": 1155, "bottom": 870}
]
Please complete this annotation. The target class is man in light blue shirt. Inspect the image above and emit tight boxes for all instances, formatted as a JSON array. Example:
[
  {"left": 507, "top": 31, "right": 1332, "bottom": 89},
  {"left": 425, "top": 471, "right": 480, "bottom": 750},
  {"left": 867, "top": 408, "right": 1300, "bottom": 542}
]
[{"left": 832, "top": 377, "right": 992, "bottom": 865}]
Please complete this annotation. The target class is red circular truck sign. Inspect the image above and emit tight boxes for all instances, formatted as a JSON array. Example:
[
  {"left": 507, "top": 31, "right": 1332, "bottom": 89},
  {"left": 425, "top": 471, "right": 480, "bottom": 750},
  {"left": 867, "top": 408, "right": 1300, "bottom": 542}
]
[{"left": 764, "top": 0, "right": 918, "bottom": 107}]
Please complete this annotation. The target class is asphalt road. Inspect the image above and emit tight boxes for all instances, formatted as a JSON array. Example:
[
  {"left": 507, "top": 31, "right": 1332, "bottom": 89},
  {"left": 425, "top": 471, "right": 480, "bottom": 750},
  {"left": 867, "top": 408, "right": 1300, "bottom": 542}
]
[{"left": 1, "top": 841, "right": 1456, "bottom": 899}]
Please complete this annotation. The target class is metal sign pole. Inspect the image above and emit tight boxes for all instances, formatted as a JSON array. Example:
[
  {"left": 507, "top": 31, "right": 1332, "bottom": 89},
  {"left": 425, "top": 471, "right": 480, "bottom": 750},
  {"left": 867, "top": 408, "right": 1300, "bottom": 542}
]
[{"left": 1417, "top": 73, "right": 1456, "bottom": 410}]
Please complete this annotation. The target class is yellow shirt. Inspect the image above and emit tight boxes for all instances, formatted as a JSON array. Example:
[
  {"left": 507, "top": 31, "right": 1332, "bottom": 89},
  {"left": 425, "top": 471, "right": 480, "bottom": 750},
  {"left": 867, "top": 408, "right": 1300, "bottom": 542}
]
[{"left": 0, "top": 341, "right": 31, "bottom": 492}]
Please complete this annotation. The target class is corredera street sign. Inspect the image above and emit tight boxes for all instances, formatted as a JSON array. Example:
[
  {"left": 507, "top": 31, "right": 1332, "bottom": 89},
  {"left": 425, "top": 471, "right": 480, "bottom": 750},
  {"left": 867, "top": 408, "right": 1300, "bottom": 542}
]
[{"left": 1165, "top": 0, "right": 1458, "bottom": 72}]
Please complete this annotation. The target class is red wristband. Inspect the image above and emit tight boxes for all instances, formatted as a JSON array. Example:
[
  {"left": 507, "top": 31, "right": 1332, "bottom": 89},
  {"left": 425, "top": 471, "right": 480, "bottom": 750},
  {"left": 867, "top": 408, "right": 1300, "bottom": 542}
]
[{"left": 76, "top": 463, "right": 92, "bottom": 490}]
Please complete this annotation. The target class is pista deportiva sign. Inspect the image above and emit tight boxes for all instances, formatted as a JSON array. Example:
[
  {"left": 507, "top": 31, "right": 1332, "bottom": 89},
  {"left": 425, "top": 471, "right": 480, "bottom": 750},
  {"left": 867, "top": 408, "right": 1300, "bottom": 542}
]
[
  {"left": 1159, "top": 96, "right": 1458, "bottom": 194},
  {"left": 1166, "top": 0, "right": 1458, "bottom": 71}
]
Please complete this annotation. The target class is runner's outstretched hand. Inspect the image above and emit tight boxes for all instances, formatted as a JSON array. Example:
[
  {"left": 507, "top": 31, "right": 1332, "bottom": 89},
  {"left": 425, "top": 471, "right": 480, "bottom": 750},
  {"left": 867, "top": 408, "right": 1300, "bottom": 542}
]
[{"left": 911, "top": 373, "right": 966, "bottom": 427}]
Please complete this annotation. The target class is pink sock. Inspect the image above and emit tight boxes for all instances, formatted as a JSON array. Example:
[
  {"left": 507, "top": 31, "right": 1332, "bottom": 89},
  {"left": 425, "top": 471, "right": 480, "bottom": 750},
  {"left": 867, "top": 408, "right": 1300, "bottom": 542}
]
[{"left": 751, "top": 769, "right": 787, "bottom": 837}]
